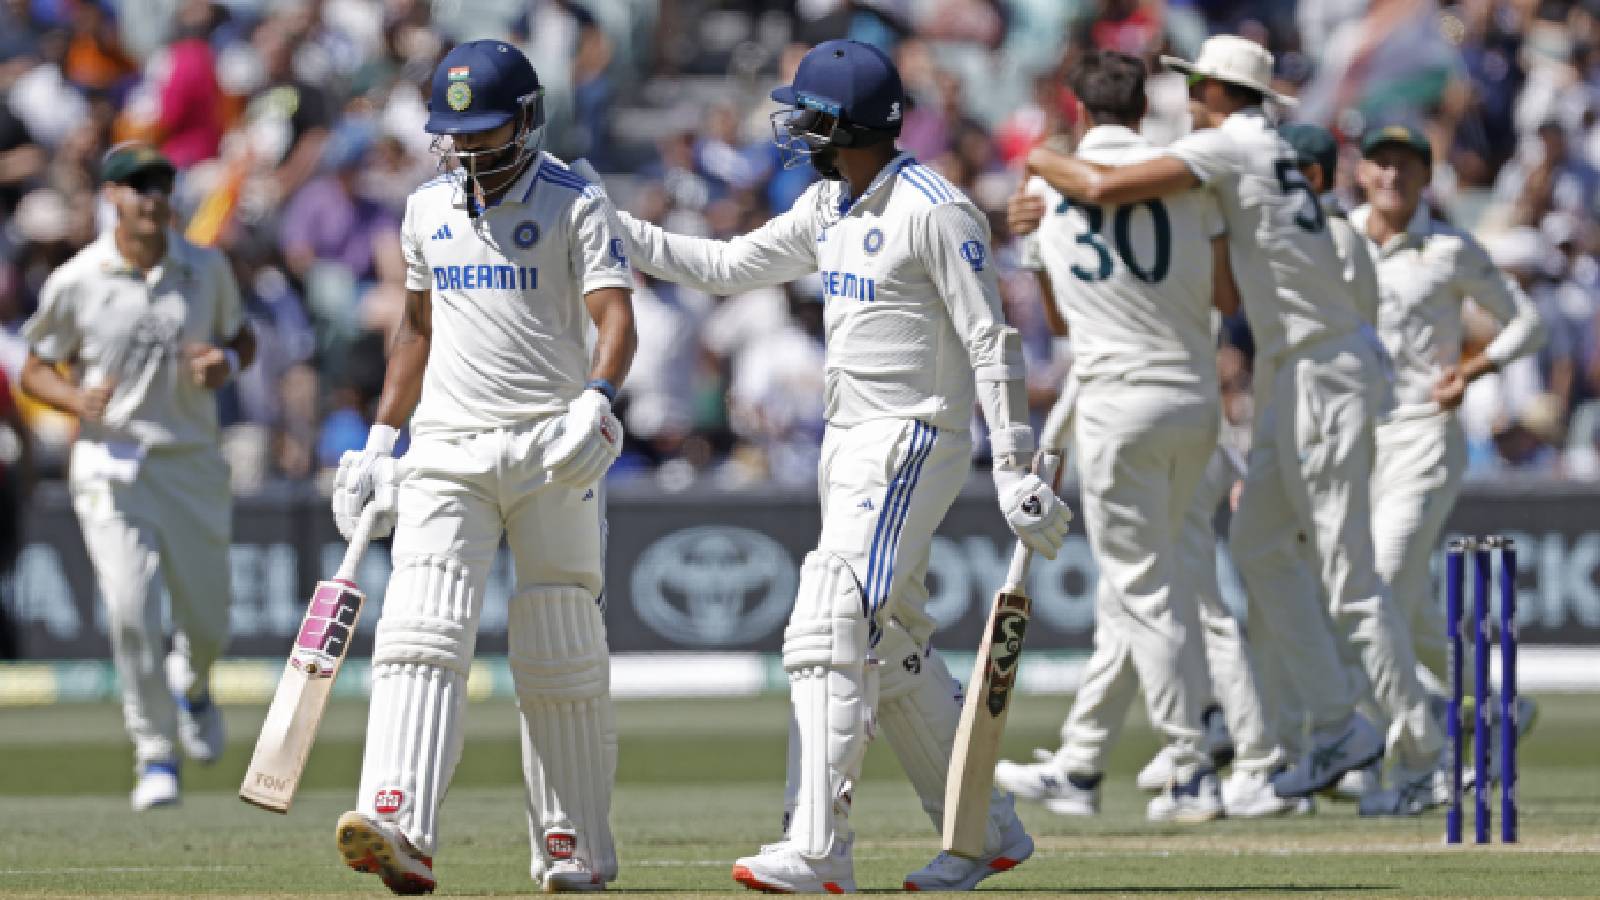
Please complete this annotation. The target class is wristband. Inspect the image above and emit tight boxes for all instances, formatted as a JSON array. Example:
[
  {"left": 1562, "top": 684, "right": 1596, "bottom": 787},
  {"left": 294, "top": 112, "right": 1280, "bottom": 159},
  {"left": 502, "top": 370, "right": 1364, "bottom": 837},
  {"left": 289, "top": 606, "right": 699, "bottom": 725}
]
[
  {"left": 366, "top": 423, "right": 400, "bottom": 454},
  {"left": 585, "top": 378, "right": 618, "bottom": 403},
  {"left": 223, "top": 349, "right": 241, "bottom": 379}
]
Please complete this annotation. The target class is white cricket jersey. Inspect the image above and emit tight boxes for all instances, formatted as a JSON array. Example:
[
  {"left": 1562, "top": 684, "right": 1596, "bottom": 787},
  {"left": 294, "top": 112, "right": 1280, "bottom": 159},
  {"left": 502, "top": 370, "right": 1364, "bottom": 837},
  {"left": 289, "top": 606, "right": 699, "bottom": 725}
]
[
  {"left": 619, "top": 152, "right": 1018, "bottom": 432},
  {"left": 1028, "top": 125, "right": 1224, "bottom": 390},
  {"left": 1349, "top": 203, "right": 1546, "bottom": 419},
  {"left": 401, "top": 152, "right": 631, "bottom": 436},
  {"left": 1168, "top": 109, "right": 1368, "bottom": 365},
  {"left": 24, "top": 230, "right": 243, "bottom": 450}
]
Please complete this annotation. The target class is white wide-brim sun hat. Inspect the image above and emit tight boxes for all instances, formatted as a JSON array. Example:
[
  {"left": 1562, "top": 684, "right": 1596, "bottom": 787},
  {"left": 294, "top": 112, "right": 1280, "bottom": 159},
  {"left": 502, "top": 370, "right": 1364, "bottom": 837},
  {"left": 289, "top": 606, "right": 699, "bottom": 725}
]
[{"left": 1161, "top": 34, "right": 1297, "bottom": 107}]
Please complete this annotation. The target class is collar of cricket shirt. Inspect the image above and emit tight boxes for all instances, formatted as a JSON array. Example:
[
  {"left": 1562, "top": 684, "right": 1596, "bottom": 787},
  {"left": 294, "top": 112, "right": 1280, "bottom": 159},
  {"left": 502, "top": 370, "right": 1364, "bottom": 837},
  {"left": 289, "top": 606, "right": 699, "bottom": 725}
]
[
  {"left": 94, "top": 228, "right": 188, "bottom": 284},
  {"left": 1351, "top": 202, "right": 1433, "bottom": 256},
  {"left": 1076, "top": 124, "right": 1145, "bottom": 152},
  {"left": 838, "top": 151, "right": 915, "bottom": 215}
]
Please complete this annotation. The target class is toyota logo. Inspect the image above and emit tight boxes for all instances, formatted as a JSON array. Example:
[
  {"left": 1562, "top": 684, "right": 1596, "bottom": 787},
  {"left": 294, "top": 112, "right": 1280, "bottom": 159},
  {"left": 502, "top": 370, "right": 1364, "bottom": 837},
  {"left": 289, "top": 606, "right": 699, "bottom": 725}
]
[{"left": 629, "top": 526, "right": 797, "bottom": 646}]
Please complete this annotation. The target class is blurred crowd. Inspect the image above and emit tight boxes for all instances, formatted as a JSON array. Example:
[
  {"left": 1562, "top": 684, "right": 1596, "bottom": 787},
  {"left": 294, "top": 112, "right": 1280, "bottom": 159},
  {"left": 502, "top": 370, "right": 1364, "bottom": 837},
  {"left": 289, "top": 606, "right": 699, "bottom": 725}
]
[{"left": 3, "top": 0, "right": 1600, "bottom": 493}]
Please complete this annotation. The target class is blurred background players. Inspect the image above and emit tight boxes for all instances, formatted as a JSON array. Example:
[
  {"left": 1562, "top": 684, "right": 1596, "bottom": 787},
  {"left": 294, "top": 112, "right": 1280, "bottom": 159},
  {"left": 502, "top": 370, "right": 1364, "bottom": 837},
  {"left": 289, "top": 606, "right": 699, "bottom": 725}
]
[
  {"left": 328, "top": 40, "right": 635, "bottom": 893},
  {"left": 18, "top": 142, "right": 254, "bottom": 809}
]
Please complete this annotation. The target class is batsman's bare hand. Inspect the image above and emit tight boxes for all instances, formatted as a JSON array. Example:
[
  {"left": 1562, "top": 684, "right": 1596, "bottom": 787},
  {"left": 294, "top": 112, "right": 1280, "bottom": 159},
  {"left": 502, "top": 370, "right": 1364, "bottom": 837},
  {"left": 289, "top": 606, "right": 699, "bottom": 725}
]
[
  {"left": 183, "top": 343, "right": 232, "bottom": 390},
  {"left": 76, "top": 383, "right": 113, "bottom": 423},
  {"left": 1432, "top": 365, "right": 1468, "bottom": 411}
]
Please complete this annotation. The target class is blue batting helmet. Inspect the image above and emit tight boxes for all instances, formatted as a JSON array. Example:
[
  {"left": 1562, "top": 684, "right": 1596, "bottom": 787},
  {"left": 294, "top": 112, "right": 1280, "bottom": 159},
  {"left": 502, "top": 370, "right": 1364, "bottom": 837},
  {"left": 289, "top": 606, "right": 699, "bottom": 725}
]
[{"left": 425, "top": 40, "right": 544, "bottom": 135}]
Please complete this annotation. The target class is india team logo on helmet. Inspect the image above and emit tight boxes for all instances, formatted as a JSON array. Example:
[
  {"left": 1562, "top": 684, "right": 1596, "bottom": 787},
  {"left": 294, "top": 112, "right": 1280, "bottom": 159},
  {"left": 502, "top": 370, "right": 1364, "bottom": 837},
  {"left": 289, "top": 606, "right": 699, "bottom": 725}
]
[{"left": 446, "top": 81, "right": 472, "bottom": 111}]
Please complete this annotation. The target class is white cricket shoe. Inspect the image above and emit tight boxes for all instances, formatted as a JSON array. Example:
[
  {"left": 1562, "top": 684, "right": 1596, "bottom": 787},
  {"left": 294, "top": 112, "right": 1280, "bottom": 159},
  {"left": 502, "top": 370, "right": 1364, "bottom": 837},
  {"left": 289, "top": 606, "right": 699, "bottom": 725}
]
[
  {"left": 1358, "top": 768, "right": 1442, "bottom": 817},
  {"left": 902, "top": 815, "right": 1034, "bottom": 891},
  {"left": 175, "top": 691, "right": 225, "bottom": 764},
  {"left": 538, "top": 828, "right": 605, "bottom": 893},
  {"left": 1137, "top": 707, "right": 1234, "bottom": 791},
  {"left": 130, "top": 762, "right": 180, "bottom": 811},
  {"left": 994, "top": 749, "right": 1100, "bottom": 816},
  {"left": 731, "top": 838, "right": 855, "bottom": 894},
  {"left": 1270, "top": 714, "right": 1383, "bottom": 798},
  {"left": 1146, "top": 770, "right": 1224, "bottom": 823},
  {"left": 337, "top": 810, "right": 436, "bottom": 895},
  {"left": 1221, "top": 769, "right": 1294, "bottom": 817}
]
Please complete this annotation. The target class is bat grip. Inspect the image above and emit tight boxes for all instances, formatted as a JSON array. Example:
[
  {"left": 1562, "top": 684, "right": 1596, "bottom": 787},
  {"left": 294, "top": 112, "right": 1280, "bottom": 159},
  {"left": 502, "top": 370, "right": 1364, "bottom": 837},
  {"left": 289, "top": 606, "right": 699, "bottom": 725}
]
[{"left": 335, "top": 503, "right": 382, "bottom": 583}]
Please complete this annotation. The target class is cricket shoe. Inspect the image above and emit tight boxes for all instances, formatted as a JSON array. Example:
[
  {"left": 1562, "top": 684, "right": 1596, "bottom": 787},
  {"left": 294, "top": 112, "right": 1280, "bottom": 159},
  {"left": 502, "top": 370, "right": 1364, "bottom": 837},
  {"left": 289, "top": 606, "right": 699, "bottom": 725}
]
[
  {"left": 731, "top": 837, "right": 855, "bottom": 894},
  {"left": 130, "top": 761, "right": 180, "bottom": 811},
  {"left": 1271, "top": 714, "right": 1383, "bottom": 798},
  {"left": 175, "top": 690, "right": 225, "bottom": 764},
  {"left": 336, "top": 810, "right": 436, "bottom": 895},
  {"left": 1221, "top": 768, "right": 1294, "bottom": 817},
  {"left": 1136, "top": 706, "right": 1234, "bottom": 791},
  {"left": 538, "top": 828, "right": 605, "bottom": 893},
  {"left": 993, "top": 749, "right": 1100, "bottom": 816},
  {"left": 1146, "top": 769, "right": 1224, "bottom": 823},
  {"left": 1358, "top": 768, "right": 1442, "bottom": 817},
  {"left": 903, "top": 814, "right": 1033, "bottom": 891}
]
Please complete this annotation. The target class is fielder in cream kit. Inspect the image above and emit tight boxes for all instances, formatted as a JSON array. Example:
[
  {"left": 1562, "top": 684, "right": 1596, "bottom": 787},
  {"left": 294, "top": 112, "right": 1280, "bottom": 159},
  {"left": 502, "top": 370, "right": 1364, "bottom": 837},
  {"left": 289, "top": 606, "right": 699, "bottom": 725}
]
[
  {"left": 21, "top": 143, "right": 254, "bottom": 812},
  {"left": 607, "top": 40, "right": 1069, "bottom": 894},
  {"left": 1028, "top": 35, "right": 1443, "bottom": 802},
  {"left": 1352, "top": 124, "right": 1544, "bottom": 812},
  {"left": 985, "top": 49, "right": 1273, "bottom": 816},
  {"left": 327, "top": 41, "right": 637, "bottom": 894}
]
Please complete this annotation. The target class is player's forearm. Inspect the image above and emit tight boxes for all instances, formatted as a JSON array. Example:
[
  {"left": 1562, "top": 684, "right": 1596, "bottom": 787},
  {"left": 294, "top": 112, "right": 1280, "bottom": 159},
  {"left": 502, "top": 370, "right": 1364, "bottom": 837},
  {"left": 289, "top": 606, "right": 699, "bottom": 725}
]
[
  {"left": 585, "top": 286, "right": 636, "bottom": 388},
  {"left": 19, "top": 354, "right": 86, "bottom": 417},
  {"left": 1479, "top": 285, "right": 1547, "bottom": 376},
  {"left": 1211, "top": 237, "right": 1240, "bottom": 317},
  {"left": 1028, "top": 147, "right": 1197, "bottom": 206},
  {"left": 373, "top": 291, "right": 431, "bottom": 430},
  {"left": 970, "top": 327, "right": 1035, "bottom": 467}
]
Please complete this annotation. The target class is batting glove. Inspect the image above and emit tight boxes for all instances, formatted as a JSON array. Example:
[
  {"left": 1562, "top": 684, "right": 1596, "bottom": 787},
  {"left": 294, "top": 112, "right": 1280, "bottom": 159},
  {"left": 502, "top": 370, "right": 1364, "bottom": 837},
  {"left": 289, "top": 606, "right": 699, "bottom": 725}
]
[
  {"left": 994, "top": 465, "right": 1071, "bottom": 559},
  {"left": 546, "top": 389, "right": 624, "bottom": 488},
  {"left": 332, "top": 426, "right": 402, "bottom": 540}
]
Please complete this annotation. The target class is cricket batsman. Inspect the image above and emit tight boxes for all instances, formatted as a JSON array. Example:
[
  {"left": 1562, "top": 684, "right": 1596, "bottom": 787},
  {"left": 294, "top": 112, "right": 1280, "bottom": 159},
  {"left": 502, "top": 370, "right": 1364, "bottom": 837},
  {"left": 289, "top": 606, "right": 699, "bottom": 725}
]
[
  {"left": 1351, "top": 123, "right": 1544, "bottom": 813},
  {"left": 328, "top": 41, "right": 636, "bottom": 894},
  {"left": 608, "top": 39, "right": 1070, "bottom": 893},
  {"left": 1022, "top": 35, "right": 1443, "bottom": 799},
  {"left": 995, "top": 49, "right": 1291, "bottom": 822},
  {"left": 20, "top": 143, "right": 255, "bottom": 810}
]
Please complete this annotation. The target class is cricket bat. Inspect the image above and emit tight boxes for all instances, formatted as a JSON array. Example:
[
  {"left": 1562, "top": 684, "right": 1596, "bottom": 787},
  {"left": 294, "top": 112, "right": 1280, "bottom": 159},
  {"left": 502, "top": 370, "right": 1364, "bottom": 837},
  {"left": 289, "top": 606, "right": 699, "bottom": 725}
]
[
  {"left": 240, "top": 502, "right": 386, "bottom": 813},
  {"left": 942, "top": 448, "right": 1065, "bottom": 858}
]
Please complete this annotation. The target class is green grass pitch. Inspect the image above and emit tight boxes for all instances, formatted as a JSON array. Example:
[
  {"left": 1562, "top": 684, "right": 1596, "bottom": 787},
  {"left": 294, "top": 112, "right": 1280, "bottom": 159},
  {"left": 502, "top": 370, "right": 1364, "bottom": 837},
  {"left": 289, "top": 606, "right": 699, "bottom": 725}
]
[{"left": 1, "top": 693, "right": 1597, "bottom": 897}]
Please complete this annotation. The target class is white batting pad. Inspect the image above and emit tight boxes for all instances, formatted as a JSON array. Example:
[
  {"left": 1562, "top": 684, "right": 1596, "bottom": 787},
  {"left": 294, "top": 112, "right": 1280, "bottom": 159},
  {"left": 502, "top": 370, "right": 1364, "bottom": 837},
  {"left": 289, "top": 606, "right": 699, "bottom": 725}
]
[
  {"left": 782, "top": 552, "right": 873, "bottom": 859},
  {"left": 358, "top": 554, "right": 481, "bottom": 855},
  {"left": 876, "top": 620, "right": 1017, "bottom": 853},
  {"left": 509, "top": 586, "right": 617, "bottom": 883}
]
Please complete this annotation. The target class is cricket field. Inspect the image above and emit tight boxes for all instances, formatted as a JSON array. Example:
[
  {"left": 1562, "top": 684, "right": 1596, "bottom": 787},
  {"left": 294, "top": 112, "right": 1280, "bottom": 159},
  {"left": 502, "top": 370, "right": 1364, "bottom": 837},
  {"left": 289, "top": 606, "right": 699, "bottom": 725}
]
[{"left": 1, "top": 693, "right": 1597, "bottom": 897}]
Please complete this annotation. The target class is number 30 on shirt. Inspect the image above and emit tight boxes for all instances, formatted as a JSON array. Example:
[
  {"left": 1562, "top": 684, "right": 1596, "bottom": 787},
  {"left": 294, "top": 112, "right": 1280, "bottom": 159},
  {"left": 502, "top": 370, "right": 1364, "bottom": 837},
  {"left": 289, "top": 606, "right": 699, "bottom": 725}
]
[{"left": 1055, "top": 197, "right": 1172, "bottom": 284}]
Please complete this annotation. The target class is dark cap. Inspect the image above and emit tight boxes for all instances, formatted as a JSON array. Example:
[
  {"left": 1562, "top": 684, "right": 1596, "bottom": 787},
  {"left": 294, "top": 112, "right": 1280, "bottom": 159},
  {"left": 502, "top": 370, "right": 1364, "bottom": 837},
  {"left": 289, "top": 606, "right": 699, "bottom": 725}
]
[
  {"left": 100, "top": 143, "right": 176, "bottom": 184},
  {"left": 771, "top": 40, "right": 905, "bottom": 132},
  {"left": 425, "top": 39, "right": 542, "bottom": 135},
  {"left": 1360, "top": 123, "right": 1432, "bottom": 166},
  {"left": 1279, "top": 123, "right": 1338, "bottom": 183}
]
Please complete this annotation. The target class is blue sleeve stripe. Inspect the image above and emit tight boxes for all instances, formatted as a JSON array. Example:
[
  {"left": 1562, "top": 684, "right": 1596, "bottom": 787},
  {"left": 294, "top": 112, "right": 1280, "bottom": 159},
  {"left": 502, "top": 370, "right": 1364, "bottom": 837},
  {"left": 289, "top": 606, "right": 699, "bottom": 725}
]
[
  {"left": 909, "top": 165, "right": 956, "bottom": 202},
  {"left": 897, "top": 166, "right": 942, "bottom": 204}
]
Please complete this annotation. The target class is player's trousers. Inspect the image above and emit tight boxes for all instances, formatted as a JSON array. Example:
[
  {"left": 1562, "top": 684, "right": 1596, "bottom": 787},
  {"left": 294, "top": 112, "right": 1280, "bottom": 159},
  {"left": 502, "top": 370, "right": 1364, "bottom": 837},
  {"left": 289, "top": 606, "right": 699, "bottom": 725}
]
[
  {"left": 1055, "top": 381, "right": 1216, "bottom": 780},
  {"left": 783, "top": 417, "right": 1021, "bottom": 853},
  {"left": 1372, "top": 409, "right": 1464, "bottom": 686},
  {"left": 69, "top": 442, "right": 231, "bottom": 768},
  {"left": 358, "top": 418, "right": 615, "bottom": 873},
  {"left": 1175, "top": 447, "right": 1285, "bottom": 774},
  {"left": 1231, "top": 332, "right": 1442, "bottom": 769}
]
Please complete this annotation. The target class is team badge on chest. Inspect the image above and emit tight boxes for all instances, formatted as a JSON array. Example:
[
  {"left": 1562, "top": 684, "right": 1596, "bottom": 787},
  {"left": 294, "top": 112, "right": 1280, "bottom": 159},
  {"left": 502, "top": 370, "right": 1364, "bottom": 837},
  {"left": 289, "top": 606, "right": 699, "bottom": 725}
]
[
  {"left": 513, "top": 220, "right": 540, "bottom": 248},
  {"left": 863, "top": 227, "right": 885, "bottom": 255}
]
